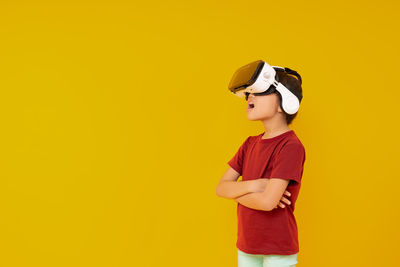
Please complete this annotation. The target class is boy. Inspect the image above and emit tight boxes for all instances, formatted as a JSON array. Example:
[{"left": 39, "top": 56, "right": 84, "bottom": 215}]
[{"left": 216, "top": 65, "right": 305, "bottom": 267}]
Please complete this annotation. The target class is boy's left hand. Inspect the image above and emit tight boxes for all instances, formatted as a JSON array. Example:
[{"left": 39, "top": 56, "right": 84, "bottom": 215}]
[{"left": 274, "top": 190, "right": 291, "bottom": 209}]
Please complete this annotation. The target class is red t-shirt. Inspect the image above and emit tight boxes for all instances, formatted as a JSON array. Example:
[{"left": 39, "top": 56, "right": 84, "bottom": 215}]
[{"left": 227, "top": 130, "right": 306, "bottom": 255}]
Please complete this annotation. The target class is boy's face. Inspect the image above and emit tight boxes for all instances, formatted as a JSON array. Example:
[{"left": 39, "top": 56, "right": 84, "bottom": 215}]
[{"left": 246, "top": 92, "right": 283, "bottom": 121}]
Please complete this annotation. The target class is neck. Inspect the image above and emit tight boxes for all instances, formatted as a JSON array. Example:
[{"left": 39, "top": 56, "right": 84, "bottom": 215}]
[{"left": 261, "top": 115, "right": 291, "bottom": 139}]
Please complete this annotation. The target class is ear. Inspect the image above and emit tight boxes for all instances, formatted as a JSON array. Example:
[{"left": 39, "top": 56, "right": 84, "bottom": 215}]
[
  {"left": 274, "top": 93, "right": 283, "bottom": 113},
  {"left": 276, "top": 96, "right": 283, "bottom": 113}
]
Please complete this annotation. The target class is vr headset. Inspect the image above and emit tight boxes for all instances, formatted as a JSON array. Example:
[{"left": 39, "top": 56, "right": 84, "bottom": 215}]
[{"left": 228, "top": 60, "right": 303, "bottom": 115}]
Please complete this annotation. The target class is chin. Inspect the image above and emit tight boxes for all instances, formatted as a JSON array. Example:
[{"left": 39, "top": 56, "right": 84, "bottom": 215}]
[
  {"left": 247, "top": 114, "right": 262, "bottom": 121},
  {"left": 247, "top": 112, "right": 271, "bottom": 121}
]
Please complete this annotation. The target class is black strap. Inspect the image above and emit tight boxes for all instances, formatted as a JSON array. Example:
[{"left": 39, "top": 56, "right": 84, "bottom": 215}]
[
  {"left": 272, "top": 66, "right": 303, "bottom": 102},
  {"left": 284, "top": 67, "right": 302, "bottom": 85}
]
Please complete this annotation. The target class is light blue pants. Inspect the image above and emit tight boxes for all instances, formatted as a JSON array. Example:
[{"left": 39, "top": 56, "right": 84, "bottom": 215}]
[{"left": 238, "top": 249, "right": 298, "bottom": 267}]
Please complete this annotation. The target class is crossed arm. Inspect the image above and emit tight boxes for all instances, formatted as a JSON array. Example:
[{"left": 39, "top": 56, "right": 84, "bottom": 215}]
[
  {"left": 233, "top": 182, "right": 288, "bottom": 211},
  {"left": 216, "top": 166, "right": 292, "bottom": 211}
]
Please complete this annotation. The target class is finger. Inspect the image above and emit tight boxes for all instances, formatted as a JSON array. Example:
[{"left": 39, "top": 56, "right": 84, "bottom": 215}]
[
  {"left": 285, "top": 191, "right": 291, "bottom": 197},
  {"left": 281, "top": 197, "right": 291, "bottom": 205},
  {"left": 279, "top": 202, "right": 285, "bottom": 208}
]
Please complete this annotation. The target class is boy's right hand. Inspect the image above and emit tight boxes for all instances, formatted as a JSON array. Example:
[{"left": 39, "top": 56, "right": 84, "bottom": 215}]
[{"left": 251, "top": 178, "right": 291, "bottom": 209}]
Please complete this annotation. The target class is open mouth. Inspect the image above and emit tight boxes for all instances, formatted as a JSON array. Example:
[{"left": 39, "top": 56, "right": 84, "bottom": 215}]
[{"left": 248, "top": 103, "right": 255, "bottom": 109}]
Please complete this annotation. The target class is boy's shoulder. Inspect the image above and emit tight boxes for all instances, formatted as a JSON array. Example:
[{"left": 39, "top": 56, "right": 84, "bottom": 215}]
[
  {"left": 287, "top": 130, "right": 304, "bottom": 145},
  {"left": 279, "top": 131, "right": 305, "bottom": 154}
]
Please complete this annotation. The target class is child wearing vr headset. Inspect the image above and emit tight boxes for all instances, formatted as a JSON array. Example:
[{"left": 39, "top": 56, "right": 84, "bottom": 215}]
[{"left": 216, "top": 60, "right": 306, "bottom": 267}]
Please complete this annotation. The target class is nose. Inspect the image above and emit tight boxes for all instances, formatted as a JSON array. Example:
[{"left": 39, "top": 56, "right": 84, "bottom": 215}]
[{"left": 246, "top": 93, "right": 254, "bottom": 101}]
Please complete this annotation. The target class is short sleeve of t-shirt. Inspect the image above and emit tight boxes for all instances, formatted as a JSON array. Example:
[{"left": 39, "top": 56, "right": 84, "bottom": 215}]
[
  {"left": 227, "top": 136, "right": 251, "bottom": 176},
  {"left": 269, "top": 142, "right": 305, "bottom": 184}
]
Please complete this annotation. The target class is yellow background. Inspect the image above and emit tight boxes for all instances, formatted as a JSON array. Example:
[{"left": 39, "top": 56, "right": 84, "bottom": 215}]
[{"left": 1, "top": 1, "right": 399, "bottom": 266}]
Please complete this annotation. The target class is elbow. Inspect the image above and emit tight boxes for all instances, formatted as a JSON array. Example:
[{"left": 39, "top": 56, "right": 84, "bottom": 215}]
[
  {"left": 216, "top": 188, "right": 230, "bottom": 199},
  {"left": 216, "top": 183, "right": 224, "bottom": 198},
  {"left": 216, "top": 184, "right": 221, "bottom": 197},
  {"left": 216, "top": 183, "right": 232, "bottom": 199},
  {"left": 216, "top": 186, "right": 221, "bottom": 197},
  {"left": 262, "top": 199, "right": 275, "bottom": 211}
]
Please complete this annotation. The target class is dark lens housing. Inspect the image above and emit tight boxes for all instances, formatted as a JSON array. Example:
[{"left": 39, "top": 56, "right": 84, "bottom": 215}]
[{"left": 228, "top": 60, "right": 264, "bottom": 92}]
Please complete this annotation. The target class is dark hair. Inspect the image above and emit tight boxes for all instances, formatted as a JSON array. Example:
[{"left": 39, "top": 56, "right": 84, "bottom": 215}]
[{"left": 274, "top": 69, "right": 303, "bottom": 125}]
